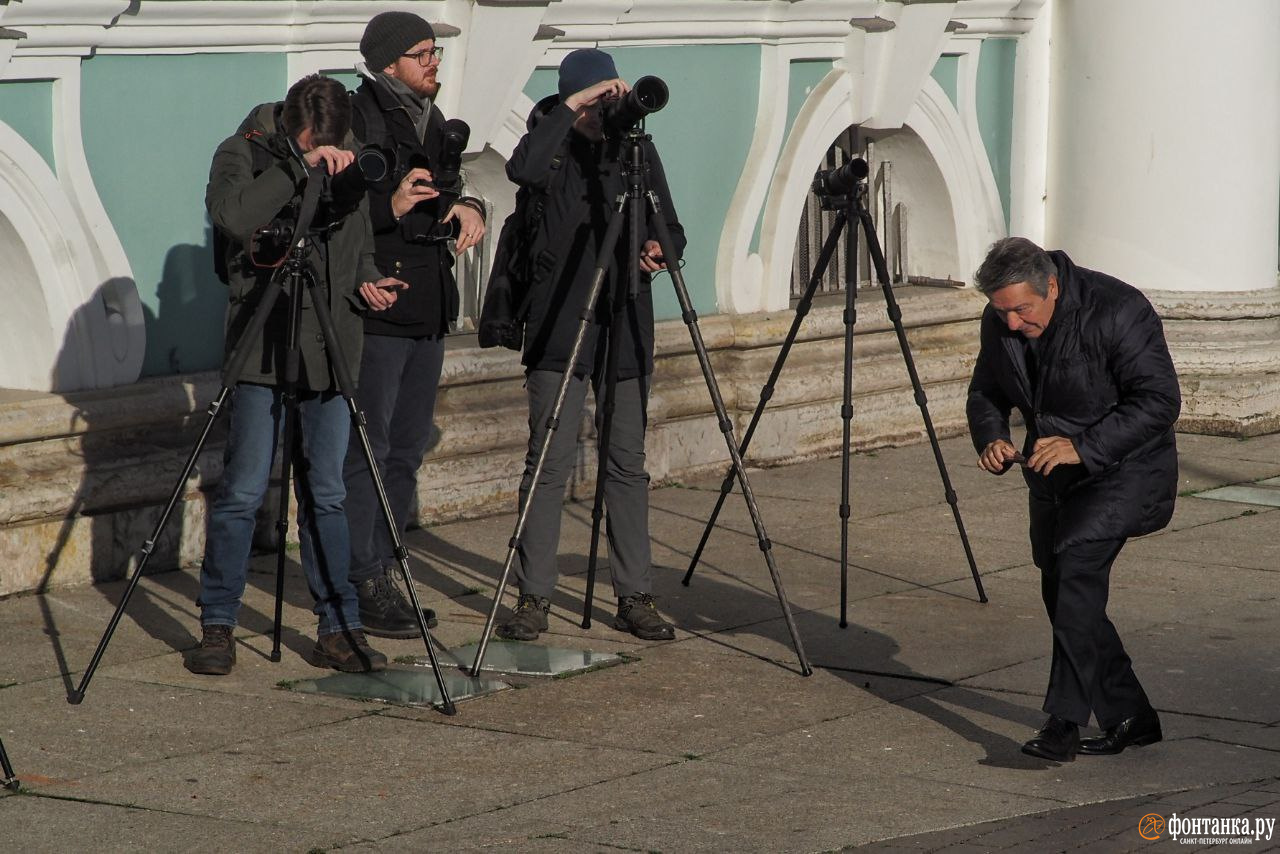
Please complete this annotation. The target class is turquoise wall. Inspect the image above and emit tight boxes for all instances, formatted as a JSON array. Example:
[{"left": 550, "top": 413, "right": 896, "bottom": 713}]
[
  {"left": 80, "top": 53, "right": 285, "bottom": 377},
  {"left": 930, "top": 55, "right": 960, "bottom": 110},
  {"left": 0, "top": 81, "right": 56, "bottom": 172},
  {"left": 522, "top": 47, "right": 759, "bottom": 319},
  {"left": 976, "top": 38, "right": 1016, "bottom": 230}
]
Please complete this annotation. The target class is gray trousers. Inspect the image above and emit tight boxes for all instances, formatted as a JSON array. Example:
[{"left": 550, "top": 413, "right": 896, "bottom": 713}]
[{"left": 515, "top": 369, "right": 652, "bottom": 600}]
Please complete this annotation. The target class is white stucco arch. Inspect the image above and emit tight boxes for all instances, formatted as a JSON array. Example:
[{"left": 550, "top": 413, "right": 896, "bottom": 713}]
[
  {"left": 0, "top": 120, "right": 144, "bottom": 392},
  {"left": 756, "top": 68, "right": 1005, "bottom": 311}
]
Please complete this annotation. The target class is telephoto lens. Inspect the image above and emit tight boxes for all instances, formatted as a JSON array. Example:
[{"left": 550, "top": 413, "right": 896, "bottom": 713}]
[
  {"left": 605, "top": 76, "right": 668, "bottom": 135},
  {"left": 811, "top": 157, "right": 869, "bottom": 198}
]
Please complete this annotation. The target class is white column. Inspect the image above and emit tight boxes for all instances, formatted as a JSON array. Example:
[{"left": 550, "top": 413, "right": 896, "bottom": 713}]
[{"left": 1046, "top": 0, "right": 1280, "bottom": 292}]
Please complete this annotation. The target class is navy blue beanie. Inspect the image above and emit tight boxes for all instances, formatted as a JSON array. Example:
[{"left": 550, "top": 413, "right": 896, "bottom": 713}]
[{"left": 558, "top": 49, "right": 618, "bottom": 99}]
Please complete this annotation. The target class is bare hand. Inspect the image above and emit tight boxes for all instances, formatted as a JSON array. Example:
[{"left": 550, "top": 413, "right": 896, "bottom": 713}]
[
  {"left": 391, "top": 167, "right": 440, "bottom": 218},
  {"left": 303, "top": 145, "right": 354, "bottom": 175},
  {"left": 359, "top": 277, "right": 408, "bottom": 311},
  {"left": 564, "top": 78, "right": 630, "bottom": 111},
  {"left": 978, "top": 438, "right": 1018, "bottom": 475},
  {"left": 638, "top": 239, "right": 667, "bottom": 273},
  {"left": 1027, "top": 436, "right": 1081, "bottom": 475},
  {"left": 443, "top": 203, "right": 486, "bottom": 254}
]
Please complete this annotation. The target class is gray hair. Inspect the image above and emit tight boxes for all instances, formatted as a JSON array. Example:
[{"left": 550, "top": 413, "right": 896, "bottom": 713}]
[{"left": 973, "top": 237, "right": 1056, "bottom": 297}]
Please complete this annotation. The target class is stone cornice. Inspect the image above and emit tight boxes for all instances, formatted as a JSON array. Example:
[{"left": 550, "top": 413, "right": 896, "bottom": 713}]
[{"left": 2, "top": 0, "right": 1043, "bottom": 56}]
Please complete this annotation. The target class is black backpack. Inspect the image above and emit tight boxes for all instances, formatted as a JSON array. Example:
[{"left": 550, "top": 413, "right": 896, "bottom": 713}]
[{"left": 477, "top": 149, "right": 570, "bottom": 351}]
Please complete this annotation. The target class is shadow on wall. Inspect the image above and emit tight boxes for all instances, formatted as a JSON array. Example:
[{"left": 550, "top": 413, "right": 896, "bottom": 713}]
[
  {"left": 36, "top": 237, "right": 229, "bottom": 692},
  {"left": 142, "top": 224, "right": 229, "bottom": 376}
]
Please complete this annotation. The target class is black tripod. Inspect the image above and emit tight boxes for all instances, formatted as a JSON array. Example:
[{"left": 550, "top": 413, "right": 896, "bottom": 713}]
[
  {"left": 1, "top": 734, "right": 18, "bottom": 791},
  {"left": 471, "top": 125, "right": 811, "bottom": 677},
  {"left": 68, "top": 175, "right": 456, "bottom": 713},
  {"left": 683, "top": 157, "right": 987, "bottom": 626}
]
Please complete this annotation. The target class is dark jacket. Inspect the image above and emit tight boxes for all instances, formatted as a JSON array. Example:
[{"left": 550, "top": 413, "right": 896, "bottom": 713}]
[
  {"left": 506, "top": 98, "right": 686, "bottom": 380},
  {"left": 206, "top": 102, "right": 378, "bottom": 391},
  {"left": 966, "top": 251, "right": 1181, "bottom": 550},
  {"left": 351, "top": 78, "right": 479, "bottom": 338}
]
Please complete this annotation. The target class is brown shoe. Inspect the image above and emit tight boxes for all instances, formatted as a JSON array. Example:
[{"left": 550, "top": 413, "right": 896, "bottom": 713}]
[
  {"left": 186, "top": 624, "right": 236, "bottom": 675},
  {"left": 313, "top": 629, "right": 387, "bottom": 673}
]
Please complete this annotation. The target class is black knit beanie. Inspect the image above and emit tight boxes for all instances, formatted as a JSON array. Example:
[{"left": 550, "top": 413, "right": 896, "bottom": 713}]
[
  {"left": 361, "top": 12, "right": 436, "bottom": 72},
  {"left": 558, "top": 48, "right": 618, "bottom": 99}
]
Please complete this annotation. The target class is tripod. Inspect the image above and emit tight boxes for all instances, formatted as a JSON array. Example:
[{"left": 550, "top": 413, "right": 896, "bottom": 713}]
[
  {"left": 470, "top": 125, "right": 812, "bottom": 677},
  {"left": 68, "top": 175, "right": 456, "bottom": 713},
  {"left": 682, "top": 158, "right": 987, "bottom": 626},
  {"left": 1, "top": 734, "right": 17, "bottom": 791}
]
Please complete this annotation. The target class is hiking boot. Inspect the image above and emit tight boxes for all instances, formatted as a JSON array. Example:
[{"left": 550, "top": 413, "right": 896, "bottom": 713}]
[
  {"left": 356, "top": 569, "right": 438, "bottom": 639},
  {"left": 496, "top": 594, "right": 550, "bottom": 641},
  {"left": 613, "top": 593, "right": 675, "bottom": 641},
  {"left": 314, "top": 629, "right": 388, "bottom": 673},
  {"left": 186, "top": 624, "right": 236, "bottom": 675}
]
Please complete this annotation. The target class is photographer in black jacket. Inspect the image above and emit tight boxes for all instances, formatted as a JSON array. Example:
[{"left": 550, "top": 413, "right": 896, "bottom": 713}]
[
  {"left": 496, "top": 49, "right": 686, "bottom": 643},
  {"left": 342, "top": 12, "right": 487, "bottom": 638},
  {"left": 967, "top": 237, "right": 1181, "bottom": 761}
]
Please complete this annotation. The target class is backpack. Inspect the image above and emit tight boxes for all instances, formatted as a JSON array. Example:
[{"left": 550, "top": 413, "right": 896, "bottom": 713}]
[
  {"left": 213, "top": 127, "right": 283, "bottom": 285},
  {"left": 477, "top": 149, "right": 568, "bottom": 351}
]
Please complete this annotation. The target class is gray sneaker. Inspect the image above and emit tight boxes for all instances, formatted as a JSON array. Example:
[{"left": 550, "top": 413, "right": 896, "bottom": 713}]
[
  {"left": 614, "top": 593, "right": 675, "bottom": 640},
  {"left": 496, "top": 594, "right": 550, "bottom": 641}
]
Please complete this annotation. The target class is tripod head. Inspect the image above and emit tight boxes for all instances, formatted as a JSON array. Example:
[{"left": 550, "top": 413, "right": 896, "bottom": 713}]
[{"left": 812, "top": 157, "right": 870, "bottom": 211}]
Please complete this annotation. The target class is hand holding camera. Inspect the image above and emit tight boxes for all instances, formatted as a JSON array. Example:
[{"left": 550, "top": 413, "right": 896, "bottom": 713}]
[
  {"left": 391, "top": 167, "right": 440, "bottom": 218},
  {"left": 303, "top": 145, "right": 355, "bottom": 175}
]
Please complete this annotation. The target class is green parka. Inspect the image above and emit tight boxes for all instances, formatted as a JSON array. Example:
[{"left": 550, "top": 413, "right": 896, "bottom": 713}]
[{"left": 206, "top": 102, "right": 380, "bottom": 391}]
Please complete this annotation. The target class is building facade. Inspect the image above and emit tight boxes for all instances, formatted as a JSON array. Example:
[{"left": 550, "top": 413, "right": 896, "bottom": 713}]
[{"left": 1, "top": 0, "right": 1276, "bottom": 595}]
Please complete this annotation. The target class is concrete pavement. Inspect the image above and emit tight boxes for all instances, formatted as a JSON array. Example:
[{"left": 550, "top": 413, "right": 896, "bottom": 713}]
[{"left": 1, "top": 432, "right": 1277, "bottom": 852}]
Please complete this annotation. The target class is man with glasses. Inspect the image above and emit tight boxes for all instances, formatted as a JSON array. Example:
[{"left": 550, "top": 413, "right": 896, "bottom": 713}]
[{"left": 343, "top": 12, "right": 487, "bottom": 638}]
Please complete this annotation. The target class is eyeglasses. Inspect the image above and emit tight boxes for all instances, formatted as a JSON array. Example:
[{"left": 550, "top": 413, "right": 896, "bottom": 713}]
[{"left": 403, "top": 46, "right": 444, "bottom": 66}]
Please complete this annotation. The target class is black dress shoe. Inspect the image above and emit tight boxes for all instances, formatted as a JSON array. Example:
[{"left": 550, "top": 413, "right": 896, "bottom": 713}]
[
  {"left": 1021, "top": 715, "right": 1079, "bottom": 761},
  {"left": 1079, "top": 708, "right": 1162, "bottom": 755}
]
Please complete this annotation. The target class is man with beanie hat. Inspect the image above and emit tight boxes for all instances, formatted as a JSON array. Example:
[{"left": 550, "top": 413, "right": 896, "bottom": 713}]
[
  {"left": 496, "top": 48, "right": 685, "bottom": 643},
  {"left": 342, "top": 12, "right": 487, "bottom": 638}
]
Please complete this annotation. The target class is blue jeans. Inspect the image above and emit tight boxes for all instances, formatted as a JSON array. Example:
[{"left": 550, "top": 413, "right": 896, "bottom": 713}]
[{"left": 198, "top": 383, "right": 360, "bottom": 635}]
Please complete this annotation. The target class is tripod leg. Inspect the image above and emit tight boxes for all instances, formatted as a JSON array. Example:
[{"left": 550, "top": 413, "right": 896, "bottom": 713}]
[
  {"left": 646, "top": 191, "right": 811, "bottom": 676},
  {"left": 582, "top": 300, "right": 625, "bottom": 629},
  {"left": 270, "top": 274, "right": 308, "bottom": 664},
  {"left": 839, "top": 197, "right": 858, "bottom": 628},
  {"left": 856, "top": 207, "right": 988, "bottom": 603},
  {"left": 471, "top": 195, "right": 629, "bottom": 676},
  {"left": 68, "top": 275, "right": 288, "bottom": 704},
  {"left": 0, "top": 734, "right": 18, "bottom": 791},
  {"left": 683, "top": 210, "right": 849, "bottom": 586},
  {"left": 303, "top": 279, "right": 457, "bottom": 714},
  {"left": 269, "top": 401, "right": 300, "bottom": 663},
  {"left": 68, "top": 388, "right": 233, "bottom": 703}
]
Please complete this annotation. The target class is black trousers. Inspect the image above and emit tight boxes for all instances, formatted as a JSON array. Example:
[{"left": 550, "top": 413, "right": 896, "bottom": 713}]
[{"left": 1030, "top": 511, "right": 1151, "bottom": 728}]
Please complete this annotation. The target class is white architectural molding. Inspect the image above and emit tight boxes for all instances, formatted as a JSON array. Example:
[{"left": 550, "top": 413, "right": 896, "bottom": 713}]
[
  {"left": 861, "top": 1, "right": 956, "bottom": 130},
  {"left": 905, "top": 76, "right": 1004, "bottom": 280},
  {"left": 1008, "top": 0, "right": 1048, "bottom": 241},
  {"left": 716, "top": 42, "right": 842, "bottom": 314},
  {"left": 756, "top": 63, "right": 1002, "bottom": 310},
  {"left": 757, "top": 66, "right": 858, "bottom": 313},
  {"left": 0, "top": 55, "right": 144, "bottom": 392}
]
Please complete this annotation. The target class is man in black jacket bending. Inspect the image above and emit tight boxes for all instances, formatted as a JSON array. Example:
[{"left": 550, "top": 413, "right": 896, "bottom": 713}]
[
  {"left": 967, "top": 237, "right": 1181, "bottom": 761},
  {"left": 342, "top": 12, "right": 487, "bottom": 638},
  {"left": 497, "top": 49, "right": 686, "bottom": 643}
]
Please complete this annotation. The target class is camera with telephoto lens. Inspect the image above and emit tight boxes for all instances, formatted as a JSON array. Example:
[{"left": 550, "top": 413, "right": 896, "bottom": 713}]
[
  {"left": 604, "top": 76, "right": 668, "bottom": 136},
  {"left": 811, "top": 157, "right": 869, "bottom": 199}
]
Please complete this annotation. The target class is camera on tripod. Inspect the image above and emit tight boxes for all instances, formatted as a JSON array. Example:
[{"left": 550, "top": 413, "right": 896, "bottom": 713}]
[
  {"left": 811, "top": 157, "right": 870, "bottom": 206},
  {"left": 604, "top": 76, "right": 668, "bottom": 136}
]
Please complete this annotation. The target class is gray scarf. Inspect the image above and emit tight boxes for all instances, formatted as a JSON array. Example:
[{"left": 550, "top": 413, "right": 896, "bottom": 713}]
[{"left": 375, "top": 72, "right": 433, "bottom": 143}]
